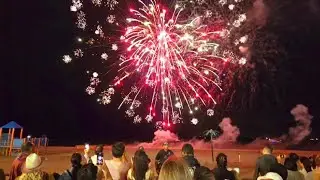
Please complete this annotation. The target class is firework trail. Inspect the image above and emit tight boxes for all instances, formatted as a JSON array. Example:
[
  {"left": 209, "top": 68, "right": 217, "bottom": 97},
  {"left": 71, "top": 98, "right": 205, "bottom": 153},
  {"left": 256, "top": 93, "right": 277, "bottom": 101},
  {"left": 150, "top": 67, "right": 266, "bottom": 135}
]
[{"left": 64, "top": 0, "right": 249, "bottom": 128}]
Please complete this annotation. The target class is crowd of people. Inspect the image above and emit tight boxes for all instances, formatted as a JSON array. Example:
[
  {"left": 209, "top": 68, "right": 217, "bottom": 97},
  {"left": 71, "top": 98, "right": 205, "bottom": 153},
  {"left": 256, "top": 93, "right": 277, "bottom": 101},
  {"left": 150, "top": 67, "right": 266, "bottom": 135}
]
[{"left": 1, "top": 142, "right": 320, "bottom": 180}]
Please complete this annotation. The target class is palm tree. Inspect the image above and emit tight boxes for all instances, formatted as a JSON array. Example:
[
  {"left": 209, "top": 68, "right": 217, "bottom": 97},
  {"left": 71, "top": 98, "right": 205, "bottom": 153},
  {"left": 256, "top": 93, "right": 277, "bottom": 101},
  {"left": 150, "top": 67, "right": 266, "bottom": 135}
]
[{"left": 204, "top": 129, "right": 219, "bottom": 163}]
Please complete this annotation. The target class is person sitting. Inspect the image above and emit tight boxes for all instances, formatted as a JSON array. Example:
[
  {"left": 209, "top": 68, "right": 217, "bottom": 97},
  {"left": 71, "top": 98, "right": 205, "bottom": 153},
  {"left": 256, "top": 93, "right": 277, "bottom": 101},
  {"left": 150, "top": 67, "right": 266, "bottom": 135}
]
[
  {"left": 284, "top": 157, "right": 305, "bottom": 180},
  {"left": 194, "top": 166, "right": 215, "bottom": 180},
  {"left": 105, "top": 142, "right": 131, "bottom": 180},
  {"left": 16, "top": 153, "right": 54, "bottom": 180},
  {"left": 127, "top": 150, "right": 154, "bottom": 180},
  {"left": 212, "top": 153, "right": 235, "bottom": 180},
  {"left": 59, "top": 153, "right": 82, "bottom": 180},
  {"left": 77, "top": 163, "right": 98, "bottom": 180},
  {"left": 155, "top": 142, "right": 174, "bottom": 175},
  {"left": 300, "top": 157, "right": 313, "bottom": 180},
  {"left": 158, "top": 156, "right": 193, "bottom": 180},
  {"left": 253, "top": 145, "right": 278, "bottom": 179},
  {"left": 181, "top": 143, "right": 200, "bottom": 177},
  {"left": 9, "top": 142, "right": 33, "bottom": 180}
]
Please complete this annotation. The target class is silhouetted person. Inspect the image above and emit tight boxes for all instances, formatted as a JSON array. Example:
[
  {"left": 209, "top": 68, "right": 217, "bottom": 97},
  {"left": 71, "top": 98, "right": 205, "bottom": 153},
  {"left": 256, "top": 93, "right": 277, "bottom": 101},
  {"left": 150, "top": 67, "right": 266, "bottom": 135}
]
[
  {"left": 212, "top": 153, "right": 235, "bottom": 180},
  {"left": 59, "top": 153, "right": 82, "bottom": 180},
  {"left": 105, "top": 142, "right": 130, "bottom": 180},
  {"left": 155, "top": 142, "right": 174, "bottom": 175},
  {"left": 9, "top": 142, "right": 33, "bottom": 180},
  {"left": 194, "top": 166, "right": 215, "bottom": 180},
  {"left": 284, "top": 158, "right": 304, "bottom": 180},
  {"left": 77, "top": 163, "right": 98, "bottom": 180},
  {"left": 253, "top": 145, "right": 277, "bottom": 179},
  {"left": 181, "top": 143, "right": 200, "bottom": 177}
]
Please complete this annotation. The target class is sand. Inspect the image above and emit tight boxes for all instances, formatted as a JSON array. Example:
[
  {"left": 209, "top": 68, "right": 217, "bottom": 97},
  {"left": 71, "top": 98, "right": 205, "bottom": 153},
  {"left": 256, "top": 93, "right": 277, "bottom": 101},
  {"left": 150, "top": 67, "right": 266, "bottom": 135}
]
[{"left": 0, "top": 146, "right": 318, "bottom": 180}]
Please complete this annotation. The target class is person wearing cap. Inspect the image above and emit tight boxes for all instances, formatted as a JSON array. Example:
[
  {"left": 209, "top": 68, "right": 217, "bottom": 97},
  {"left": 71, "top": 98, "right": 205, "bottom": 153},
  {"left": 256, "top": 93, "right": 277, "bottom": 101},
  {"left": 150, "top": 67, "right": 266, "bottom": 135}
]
[
  {"left": 16, "top": 153, "right": 54, "bottom": 180},
  {"left": 9, "top": 142, "right": 33, "bottom": 180},
  {"left": 155, "top": 142, "right": 174, "bottom": 175}
]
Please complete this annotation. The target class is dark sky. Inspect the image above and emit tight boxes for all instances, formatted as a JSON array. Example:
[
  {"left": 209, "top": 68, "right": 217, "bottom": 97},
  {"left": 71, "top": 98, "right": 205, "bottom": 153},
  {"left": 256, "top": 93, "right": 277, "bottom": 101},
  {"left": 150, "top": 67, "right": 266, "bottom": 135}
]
[{"left": 2, "top": 0, "right": 320, "bottom": 145}]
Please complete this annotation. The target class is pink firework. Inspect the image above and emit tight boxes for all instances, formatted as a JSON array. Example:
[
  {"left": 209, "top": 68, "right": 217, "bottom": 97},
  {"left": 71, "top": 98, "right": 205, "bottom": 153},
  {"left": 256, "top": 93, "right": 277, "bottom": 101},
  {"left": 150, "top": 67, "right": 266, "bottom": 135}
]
[
  {"left": 66, "top": 0, "right": 248, "bottom": 126},
  {"left": 115, "top": 0, "right": 244, "bottom": 124}
]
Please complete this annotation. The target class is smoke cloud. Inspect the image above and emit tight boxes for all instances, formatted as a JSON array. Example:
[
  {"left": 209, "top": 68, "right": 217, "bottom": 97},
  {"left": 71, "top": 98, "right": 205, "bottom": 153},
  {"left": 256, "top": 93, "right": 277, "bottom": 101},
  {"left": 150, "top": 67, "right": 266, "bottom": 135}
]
[
  {"left": 214, "top": 118, "right": 240, "bottom": 144},
  {"left": 287, "top": 104, "right": 313, "bottom": 144},
  {"left": 138, "top": 117, "right": 240, "bottom": 149}
]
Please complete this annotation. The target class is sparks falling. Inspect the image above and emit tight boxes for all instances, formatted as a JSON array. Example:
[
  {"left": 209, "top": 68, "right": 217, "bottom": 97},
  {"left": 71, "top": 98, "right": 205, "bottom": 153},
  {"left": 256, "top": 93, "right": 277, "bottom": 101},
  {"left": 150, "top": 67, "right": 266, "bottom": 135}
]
[{"left": 66, "top": 0, "right": 248, "bottom": 127}]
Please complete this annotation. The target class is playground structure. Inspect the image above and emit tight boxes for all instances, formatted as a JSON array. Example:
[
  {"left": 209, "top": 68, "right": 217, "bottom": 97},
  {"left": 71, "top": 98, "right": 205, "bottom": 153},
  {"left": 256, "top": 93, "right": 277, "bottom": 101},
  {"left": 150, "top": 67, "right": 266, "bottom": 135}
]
[{"left": 0, "top": 121, "right": 49, "bottom": 156}]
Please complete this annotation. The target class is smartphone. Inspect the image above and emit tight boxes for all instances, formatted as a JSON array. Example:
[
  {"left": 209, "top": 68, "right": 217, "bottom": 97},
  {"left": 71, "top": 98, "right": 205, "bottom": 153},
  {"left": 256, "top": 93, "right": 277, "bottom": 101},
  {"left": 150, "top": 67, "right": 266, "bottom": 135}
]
[
  {"left": 97, "top": 152, "right": 104, "bottom": 165},
  {"left": 85, "top": 143, "right": 90, "bottom": 150}
]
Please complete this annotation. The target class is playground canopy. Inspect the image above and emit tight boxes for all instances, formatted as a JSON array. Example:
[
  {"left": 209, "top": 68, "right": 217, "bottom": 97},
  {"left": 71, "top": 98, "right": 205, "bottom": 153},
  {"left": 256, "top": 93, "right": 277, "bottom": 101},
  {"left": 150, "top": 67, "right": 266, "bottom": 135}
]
[
  {"left": 1, "top": 121, "right": 23, "bottom": 129},
  {"left": 0, "top": 121, "right": 24, "bottom": 156}
]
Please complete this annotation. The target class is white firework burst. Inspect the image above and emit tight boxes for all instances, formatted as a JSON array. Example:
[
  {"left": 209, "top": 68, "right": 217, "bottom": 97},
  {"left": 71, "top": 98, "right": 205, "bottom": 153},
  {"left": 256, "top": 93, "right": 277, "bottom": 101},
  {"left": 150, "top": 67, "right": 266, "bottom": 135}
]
[
  {"left": 172, "top": 111, "right": 182, "bottom": 124},
  {"left": 90, "top": 77, "right": 100, "bottom": 86},
  {"left": 71, "top": 0, "right": 82, "bottom": 11},
  {"left": 86, "top": 86, "right": 95, "bottom": 95},
  {"left": 219, "top": 0, "right": 227, "bottom": 6},
  {"left": 239, "top": 35, "right": 248, "bottom": 43},
  {"left": 175, "top": 102, "right": 182, "bottom": 109},
  {"left": 95, "top": 25, "right": 104, "bottom": 37},
  {"left": 133, "top": 115, "right": 142, "bottom": 124},
  {"left": 76, "top": 11, "right": 86, "bottom": 29},
  {"left": 107, "top": 87, "right": 115, "bottom": 95},
  {"left": 131, "top": 86, "right": 138, "bottom": 93},
  {"left": 126, "top": 109, "right": 135, "bottom": 117},
  {"left": 239, "top": 57, "right": 247, "bottom": 65},
  {"left": 101, "top": 95, "right": 111, "bottom": 104},
  {"left": 92, "top": 0, "right": 102, "bottom": 6},
  {"left": 207, "top": 109, "right": 215, "bottom": 116},
  {"left": 111, "top": 44, "right": 118, "bottom": 51},
  {"left": 101, "top": 53, "right": 108, "bottom": 60},
  {"left": 106, "top": 0, "right": 118, "bottom": 10},
  {"left": 191, "top": 118, "right": 199, "bottom": 125},
  {"left": 132, "top": 100, "right": 141, "bottom": 108},
  {"left": 62, "top": 55, "right": 72, "bottom": 63},
  {"left": 145, "top": 115, "right": 153, "bottom": 123},
  {"left": 107, "top": 15, "right": 116, "bottom": 24},
  {"left": 74, "top": 49, "right": 83, "bottom": 57}
]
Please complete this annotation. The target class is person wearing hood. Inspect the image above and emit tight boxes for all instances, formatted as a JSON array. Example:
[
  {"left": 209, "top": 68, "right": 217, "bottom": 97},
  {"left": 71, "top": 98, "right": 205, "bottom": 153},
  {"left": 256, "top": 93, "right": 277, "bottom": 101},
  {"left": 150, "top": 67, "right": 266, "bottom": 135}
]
[
  {"left": 181, "top": 143, "right": 200, "bottom": 177},
  {"left": 212, "top": 153, "right": 236, "bottom": 180}
]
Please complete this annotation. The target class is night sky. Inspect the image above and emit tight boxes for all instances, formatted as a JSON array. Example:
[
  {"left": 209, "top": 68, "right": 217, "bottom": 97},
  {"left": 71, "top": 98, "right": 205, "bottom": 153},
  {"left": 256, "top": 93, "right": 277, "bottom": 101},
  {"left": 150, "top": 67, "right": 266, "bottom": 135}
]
[{"left": 2, "top": 0, "right": 320, "bottom": 145}]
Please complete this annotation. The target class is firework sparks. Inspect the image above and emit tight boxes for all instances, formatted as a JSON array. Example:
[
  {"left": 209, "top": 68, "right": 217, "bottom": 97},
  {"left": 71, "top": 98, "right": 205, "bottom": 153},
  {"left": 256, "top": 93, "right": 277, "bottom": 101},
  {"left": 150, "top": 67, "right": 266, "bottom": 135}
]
[
  {"left": 66, "top": 0, "right": 248, "bottom": 126},
  {"left": 63, "top": 55, "right": 72, "bottom": 63}
]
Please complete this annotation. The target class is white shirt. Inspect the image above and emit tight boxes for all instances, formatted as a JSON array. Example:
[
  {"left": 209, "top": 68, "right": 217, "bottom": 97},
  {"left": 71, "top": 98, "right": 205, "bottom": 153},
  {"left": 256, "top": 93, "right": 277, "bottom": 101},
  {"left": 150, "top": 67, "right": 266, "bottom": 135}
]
[{"left": 258, "top": 172, "right": 283, "bottom": 180}]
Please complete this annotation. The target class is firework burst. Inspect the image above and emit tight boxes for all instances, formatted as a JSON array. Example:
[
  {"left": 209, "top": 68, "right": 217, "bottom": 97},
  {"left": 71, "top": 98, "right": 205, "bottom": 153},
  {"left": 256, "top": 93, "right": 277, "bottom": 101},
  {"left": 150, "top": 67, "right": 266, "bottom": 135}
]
[{"left": 64, "top": 0, "right": 249, "bottom": 127}]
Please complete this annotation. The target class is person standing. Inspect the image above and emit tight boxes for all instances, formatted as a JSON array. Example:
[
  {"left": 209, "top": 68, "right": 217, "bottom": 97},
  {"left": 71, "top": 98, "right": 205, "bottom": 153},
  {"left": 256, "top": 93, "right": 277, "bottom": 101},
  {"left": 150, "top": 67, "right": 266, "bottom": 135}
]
[
  {"left": 105, "top": 142, "right": 131, "bottom": 180},
  {"left": 212, "top": 153, "right": 236, "bottom": 180},
  {"left": 127, "top": 150, "right": 154, "bottom": 180},
  {"left": 9, "top": 142, "right": 33, "bottom": 180},
  {"left": 253, "top": 145, "right": 277, "bottom": 179},
  {"left": 155, "top": 142, "right": 174, "bottom": 175},
  {"left": 181, "top": 143, "right": 200, "bottom": 177}
]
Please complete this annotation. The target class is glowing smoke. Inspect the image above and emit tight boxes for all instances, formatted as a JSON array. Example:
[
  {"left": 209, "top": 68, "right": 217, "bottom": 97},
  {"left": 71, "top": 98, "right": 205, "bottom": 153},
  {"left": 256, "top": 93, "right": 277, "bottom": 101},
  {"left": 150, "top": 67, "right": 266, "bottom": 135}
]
[
  {"left": 287, "top": 104, "right": 313, "bottom": 144},
  {"left": 138, "top": 130, "right": 180, "bottom": 148},
  {"left": 214, "top": 118, "right": 240, "bottom": 144},
  {"left": 138, "top": 117, "right": 240, "bottom": 149}
]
